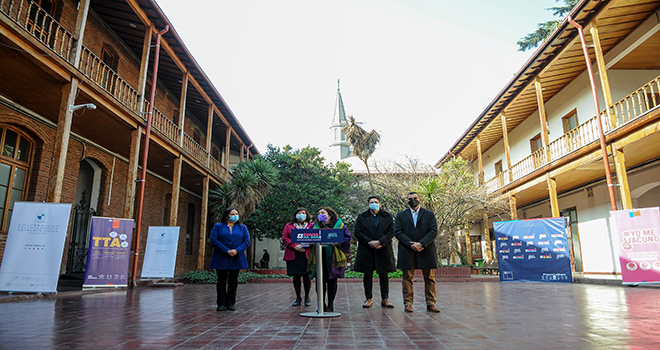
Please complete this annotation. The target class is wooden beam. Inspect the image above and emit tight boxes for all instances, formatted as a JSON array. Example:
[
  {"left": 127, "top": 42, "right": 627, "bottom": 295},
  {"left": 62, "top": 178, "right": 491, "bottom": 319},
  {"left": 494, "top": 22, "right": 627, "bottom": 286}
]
[
  {"left": 47, "top": 78, "right": 79, "bottom": 203},
  {"left": 591, "top": 22, "right": 617, "bottom": 129},
  {"left": 197, "top": 176, "right": 210, "bottom": 270},
  {"left": 123, "top": 126, "right": 142, "bottom": 219},
  {"left": 178, "top": 72, "right": 189, "bottom": 145},
  {"left": 206, "top": 105, "right": 213, "bottom": 167},
  {"left": 546, "top": 173, "right": 560, "bottom": 218},
  {"left": 224, "top": 127, "right": 231, "bottom": 179},
  {"left": 612, "top": 144, "right": 632, "bottom": 210},
  {"left": 137, "top": 28, "right": 152, "bottom": 114},
  {"left": 482, "top": 213, "right": 493, "bottom": 261},
  {"left": 70, "top": 0, "right": 91, "bottom": 67},
  {"left": 509, "top": 193, "right": 518, "bottom": 220},
  {"left": 476, "top": 138, "right": 484, "bottom": 185},
  {"left": 535, "top": 77, "right": 551, "bottom": 163},
  {"left": 169, "top": 156, "right": 182, "bottom": 226},
  {"left": 501, "top": 113, "right": 512, "bottom": 182}
]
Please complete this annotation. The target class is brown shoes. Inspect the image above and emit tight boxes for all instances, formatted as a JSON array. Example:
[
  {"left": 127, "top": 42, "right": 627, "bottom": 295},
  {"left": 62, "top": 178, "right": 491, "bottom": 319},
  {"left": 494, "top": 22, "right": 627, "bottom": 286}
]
[
  {"left": 381, "top": 299, "right": 394, "bottom": 308},
  {"left": 426, "top": 305, "right": 441, "bottom": 313},
  {"left": 404, "top": 304, "right": 414, "bottom": 312},
  {"left": 363, "top": 299, "right": 374, "bottom": 308}
]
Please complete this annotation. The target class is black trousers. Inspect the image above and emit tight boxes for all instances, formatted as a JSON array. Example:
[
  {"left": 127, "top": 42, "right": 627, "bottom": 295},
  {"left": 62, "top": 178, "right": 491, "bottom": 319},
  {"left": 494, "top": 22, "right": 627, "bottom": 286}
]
[
  {"left": 363, "top": 272, "right": 390, "bottom": 300},
  {"left": 216, "top": 269, "right": 239, "bottom": 307}
]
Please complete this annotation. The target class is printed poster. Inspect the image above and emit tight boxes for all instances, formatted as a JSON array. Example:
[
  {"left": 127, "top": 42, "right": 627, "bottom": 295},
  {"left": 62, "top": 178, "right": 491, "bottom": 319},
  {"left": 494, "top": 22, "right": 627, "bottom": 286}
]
[
  {"left": 494, "top": 218, "right": 572, "bottom": 283},
  {"left": 0, "top": 202, "right": 72, "bottom": 293},
  {"left": 611, "top": 207, "right": 660, "bottom": 284},
  {"left": 140, "top": 226, "right": 179, "bottom": 279},
  {"left": 83, "top": 217, "right": 134, "bottom": 288}
]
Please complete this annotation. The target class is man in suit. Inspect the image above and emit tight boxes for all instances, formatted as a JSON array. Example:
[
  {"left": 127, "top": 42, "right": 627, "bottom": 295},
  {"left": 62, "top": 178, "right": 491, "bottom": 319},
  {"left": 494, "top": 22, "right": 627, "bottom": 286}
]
[
  {"left": 353, "top": 196, "right": 396, "bottom": 308},
  {"left": 394, "top": 192, "right": 441, "bottom": 313}
]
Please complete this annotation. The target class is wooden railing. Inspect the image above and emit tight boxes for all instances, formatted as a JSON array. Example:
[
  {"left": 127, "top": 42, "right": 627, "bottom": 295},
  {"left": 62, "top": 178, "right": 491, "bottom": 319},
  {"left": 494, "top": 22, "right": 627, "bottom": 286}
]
[
  {"left": 484, "top": 74, "right": 660, "bottom": 194},
  {"left": 1, "top": 0, "right": 75, "bottom": 60},
  {"left": 611, "top": 75, "right": 660, "bottom": 127},
  {"left": 79, "top": 47, "right": 141, "bottom": 112},
  {"left": 209, "top": 157, "right": 226, "bottom": 177},
  {"left": 150, "top": 105, "right": 179, "bottom": 143},
  {"left": 182, "top": 133, "right": 209, "bottom": 165}
]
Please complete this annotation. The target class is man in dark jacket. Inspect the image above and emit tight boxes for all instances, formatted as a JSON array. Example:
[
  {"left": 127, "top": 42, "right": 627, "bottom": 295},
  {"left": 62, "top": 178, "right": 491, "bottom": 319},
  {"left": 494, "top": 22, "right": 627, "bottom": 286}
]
[
  {"left": 353, "top": 196, "right": 396, "bottom": 308},
  {"left": 260, "top": 249, "right": 270, "bottom": 269},
  {"left": 394, "top": 192, "right": 440, "bottom": 313}
]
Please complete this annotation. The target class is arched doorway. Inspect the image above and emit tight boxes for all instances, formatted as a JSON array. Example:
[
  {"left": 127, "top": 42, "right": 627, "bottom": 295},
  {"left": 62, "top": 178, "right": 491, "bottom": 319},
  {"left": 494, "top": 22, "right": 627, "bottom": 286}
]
[{"left": 65, "top": 158, "right": 101, "bottom": 274}]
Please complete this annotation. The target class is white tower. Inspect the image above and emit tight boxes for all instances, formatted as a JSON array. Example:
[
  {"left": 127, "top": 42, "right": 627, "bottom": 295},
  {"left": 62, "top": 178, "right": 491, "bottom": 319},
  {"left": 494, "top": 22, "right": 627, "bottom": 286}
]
[{"left": 330, "top": 80, "right": 351, "bottom": 161}]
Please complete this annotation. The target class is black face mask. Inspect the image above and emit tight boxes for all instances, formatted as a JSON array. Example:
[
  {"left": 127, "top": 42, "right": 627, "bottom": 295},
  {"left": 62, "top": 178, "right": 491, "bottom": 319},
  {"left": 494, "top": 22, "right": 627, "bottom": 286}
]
[{"left": 408, "top": 198, "right": 420, "bottom": 208}]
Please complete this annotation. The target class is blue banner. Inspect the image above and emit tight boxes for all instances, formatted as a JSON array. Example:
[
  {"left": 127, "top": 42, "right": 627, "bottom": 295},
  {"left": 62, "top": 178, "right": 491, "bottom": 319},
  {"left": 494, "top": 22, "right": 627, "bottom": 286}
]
[
  {"left": 291, "top": 229, "right": 344, "bottom": 244},
  {"left": 494, "top": 218, "right": 572, "bottom": 283},
  {"left": 83, "top": 217, "right": 134, "bottom": 288}
]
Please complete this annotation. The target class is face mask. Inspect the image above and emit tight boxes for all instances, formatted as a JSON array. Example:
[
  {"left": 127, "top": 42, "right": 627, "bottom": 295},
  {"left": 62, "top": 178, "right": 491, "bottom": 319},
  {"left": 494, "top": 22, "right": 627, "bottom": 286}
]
[
  {"left": 317, "top": 214, "right": 328, "bottom": 223},
  {"left": 369, "top": 203, "right": 380, "bottom": 211},
  {"left": 229, "top": 215, "right": 239, "bottom": 223},
  {"left": 296, "top": 213, "right": 307, "bottom": 222},
  {"left": 408, "top": 198, "right": 420, "bottom": 208}
]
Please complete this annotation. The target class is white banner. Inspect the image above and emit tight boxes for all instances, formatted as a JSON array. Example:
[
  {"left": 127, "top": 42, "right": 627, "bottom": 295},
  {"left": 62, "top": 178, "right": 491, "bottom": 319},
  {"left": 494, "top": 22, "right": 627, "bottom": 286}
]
[
  {"left": 140, "top": 226, "right": 180, "bottom": 279},
  {"left": 0, "top": 202, "right": 72, "bottom": 293}
]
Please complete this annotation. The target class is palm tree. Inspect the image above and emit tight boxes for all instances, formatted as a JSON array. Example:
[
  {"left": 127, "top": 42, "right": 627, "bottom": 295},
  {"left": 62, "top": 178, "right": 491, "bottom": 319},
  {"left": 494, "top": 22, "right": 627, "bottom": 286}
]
[{"left": 342, "top": 116, "right": 380, "bottom": 193}]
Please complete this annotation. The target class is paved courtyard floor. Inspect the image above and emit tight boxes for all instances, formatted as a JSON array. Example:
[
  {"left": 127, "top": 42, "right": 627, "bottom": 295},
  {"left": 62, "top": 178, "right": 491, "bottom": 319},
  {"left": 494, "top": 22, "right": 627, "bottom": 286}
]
[{"left": 1, "top": 280, "right": 659, "bottom": 349}]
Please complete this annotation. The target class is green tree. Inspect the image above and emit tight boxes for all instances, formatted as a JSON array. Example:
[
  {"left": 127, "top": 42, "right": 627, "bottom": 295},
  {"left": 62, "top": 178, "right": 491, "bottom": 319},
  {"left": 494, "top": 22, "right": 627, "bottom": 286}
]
[
  {"left": 517, "top": 0, "right": 579, "bottom": 51},
  {"left": 246, "top": 144, "right": 367, "bottom": 241},
  {"left": 342, "top": 116, "right": 380, "bottom": 194}
]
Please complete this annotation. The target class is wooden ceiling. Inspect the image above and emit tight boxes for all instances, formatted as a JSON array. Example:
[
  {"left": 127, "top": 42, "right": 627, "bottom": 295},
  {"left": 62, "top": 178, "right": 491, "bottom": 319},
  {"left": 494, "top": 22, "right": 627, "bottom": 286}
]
[
  {"left": 90, "top": 0, "right": 257, "bottom": 155},
  {"left": 438, "top": 0, "right": 660, "bottom": 166}
]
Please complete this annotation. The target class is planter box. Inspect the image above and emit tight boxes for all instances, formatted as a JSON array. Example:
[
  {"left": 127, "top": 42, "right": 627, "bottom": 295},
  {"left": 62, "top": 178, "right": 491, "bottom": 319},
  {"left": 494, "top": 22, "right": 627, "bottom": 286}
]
[
  {"left": 415, "top": 266, "right": 471, "bottom": 278},
  {"left": 249, "top": 269, "right": 287, "bottom": 275}
]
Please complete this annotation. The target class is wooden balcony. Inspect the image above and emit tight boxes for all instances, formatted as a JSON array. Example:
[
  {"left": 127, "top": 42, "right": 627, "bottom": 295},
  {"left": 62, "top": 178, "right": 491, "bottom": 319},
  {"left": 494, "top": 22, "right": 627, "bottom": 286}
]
[{"left": 485, "top": 74, "right": 660, "bottom": 193}]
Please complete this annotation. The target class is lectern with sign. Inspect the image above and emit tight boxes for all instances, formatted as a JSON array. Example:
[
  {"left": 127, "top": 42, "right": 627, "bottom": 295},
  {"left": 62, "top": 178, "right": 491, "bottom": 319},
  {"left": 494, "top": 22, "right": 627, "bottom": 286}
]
[{"left": 291, "top": 228, "right": 344, "bottom": 318}]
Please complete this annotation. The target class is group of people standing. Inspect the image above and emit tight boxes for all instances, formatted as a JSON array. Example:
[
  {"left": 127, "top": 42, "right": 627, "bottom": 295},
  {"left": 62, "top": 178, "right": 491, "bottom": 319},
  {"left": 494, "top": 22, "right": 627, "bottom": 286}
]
[{"left": 208, "top": 192, "right": 440, "bottom": 313}]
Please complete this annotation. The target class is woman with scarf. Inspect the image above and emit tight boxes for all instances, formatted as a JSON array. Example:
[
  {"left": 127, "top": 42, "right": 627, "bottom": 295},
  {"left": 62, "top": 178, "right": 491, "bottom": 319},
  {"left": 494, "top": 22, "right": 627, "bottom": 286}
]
[
  {"left": 312, "top": 206, "right": 352, "bottom": 312},
  {"left": 282, "top": 207, "right": 314, "bottom": 306}
]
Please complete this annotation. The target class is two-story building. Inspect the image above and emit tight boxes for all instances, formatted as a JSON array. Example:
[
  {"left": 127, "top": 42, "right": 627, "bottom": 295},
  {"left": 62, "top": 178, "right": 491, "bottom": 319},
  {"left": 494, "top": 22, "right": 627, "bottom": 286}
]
[
  {"left": 437, "top": 0, "right": 660, "bottom": 274},
  {"left": 0, "top": 0, "right": 258, "bottom": 280}
]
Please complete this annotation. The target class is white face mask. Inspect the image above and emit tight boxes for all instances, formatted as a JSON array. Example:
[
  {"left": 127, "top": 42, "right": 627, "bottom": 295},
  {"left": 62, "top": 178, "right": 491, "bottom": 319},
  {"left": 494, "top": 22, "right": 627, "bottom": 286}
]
[{"left": 369, "top": 203, "right": 380, "bottom": 211}]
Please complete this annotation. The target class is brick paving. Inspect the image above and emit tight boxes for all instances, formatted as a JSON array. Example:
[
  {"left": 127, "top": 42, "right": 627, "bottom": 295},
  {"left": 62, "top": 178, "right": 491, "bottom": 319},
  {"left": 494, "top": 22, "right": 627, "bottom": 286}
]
[{"left": 1, "top": 280, "right": 659, "bottom": 349}]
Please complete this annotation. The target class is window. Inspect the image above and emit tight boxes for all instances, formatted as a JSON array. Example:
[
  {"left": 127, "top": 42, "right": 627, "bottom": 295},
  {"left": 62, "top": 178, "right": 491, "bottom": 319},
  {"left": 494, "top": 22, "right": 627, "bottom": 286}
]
[
  {"left": 562, "top": 109, "right": 578, "bottom": 134},
  {"left": 0, "top": 127, "right": 33, "bottom": 232},
  {"left": 530, "top": 133, "right": 542, "bottom": 153},
  {"left": 163, "top": 194, "right": 171, "bottom": 226},
  {"left": 99, "top": 46, "right": 116, "bottom": 91},
  {"left": 27, "top": 0, "right": 55, "bottom": 42}
]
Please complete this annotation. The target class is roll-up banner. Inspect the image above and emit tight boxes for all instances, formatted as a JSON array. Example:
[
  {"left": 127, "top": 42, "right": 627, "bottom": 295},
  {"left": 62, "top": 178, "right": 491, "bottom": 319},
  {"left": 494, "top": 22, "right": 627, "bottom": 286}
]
[
  {"left": 610, "top": 207, "right": 660, "bottom": 285},
  {"left": 494, "top": 218, "right": 572, "bottom": 283},
  {"left": 0, "top": 202, "right": 72, "bottom": 293},
  {"left": 83, "top": 217, "right": 134, "bottom": 288},
  {"left": 140, "top": 226, "right": 180, "bottom": 279}
]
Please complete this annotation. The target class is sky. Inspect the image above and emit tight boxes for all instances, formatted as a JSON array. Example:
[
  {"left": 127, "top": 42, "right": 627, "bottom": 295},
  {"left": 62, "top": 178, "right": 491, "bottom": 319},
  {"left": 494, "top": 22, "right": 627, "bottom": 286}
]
[{"left": 155, "top": 0, "right": 561, "bottom": 166}]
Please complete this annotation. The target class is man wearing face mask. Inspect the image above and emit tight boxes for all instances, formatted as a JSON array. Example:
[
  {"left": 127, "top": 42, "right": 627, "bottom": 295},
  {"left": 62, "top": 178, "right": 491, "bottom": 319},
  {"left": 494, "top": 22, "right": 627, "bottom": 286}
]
[
  {"left": 353, "top": 196, "right": 396, "bottom": 308},
  {"left": 394, "top": 192, "right": 440, "bottom": 313}
]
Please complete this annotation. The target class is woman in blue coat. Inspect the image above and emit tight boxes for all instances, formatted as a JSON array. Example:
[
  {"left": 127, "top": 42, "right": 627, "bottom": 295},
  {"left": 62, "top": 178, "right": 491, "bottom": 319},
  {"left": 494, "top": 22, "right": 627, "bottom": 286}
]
[{"left": 209, "top": 207, "right": 250, "bottom": 311}]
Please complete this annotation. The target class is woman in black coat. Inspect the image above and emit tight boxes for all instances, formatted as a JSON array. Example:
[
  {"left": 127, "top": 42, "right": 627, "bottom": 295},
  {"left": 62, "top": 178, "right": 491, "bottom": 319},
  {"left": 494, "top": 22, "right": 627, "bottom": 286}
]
[{"left": 353, "top": 196, "right": 396, "bottom": 308}]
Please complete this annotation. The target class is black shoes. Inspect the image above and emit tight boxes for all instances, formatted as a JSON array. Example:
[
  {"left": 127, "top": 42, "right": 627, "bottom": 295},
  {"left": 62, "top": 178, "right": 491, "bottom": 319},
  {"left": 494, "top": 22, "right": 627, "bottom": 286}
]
[
  {"left": 304, "top": 295, "right": 311, "bottom": 306},
  {"left": 216, "top": 305, "right": 226, "bottom": 311},
  {"left": 292, "top": 297, "right": 302, "bottom": 306},
  {"left": 226, "top": 304, "right": 236, "bottom": 311}
]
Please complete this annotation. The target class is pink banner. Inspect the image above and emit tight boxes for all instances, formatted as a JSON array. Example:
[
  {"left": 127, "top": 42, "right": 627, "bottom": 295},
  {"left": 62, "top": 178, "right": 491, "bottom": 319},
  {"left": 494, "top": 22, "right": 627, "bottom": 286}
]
[{"left": 611, "top": 207, "right": 660, "bottom": 284}]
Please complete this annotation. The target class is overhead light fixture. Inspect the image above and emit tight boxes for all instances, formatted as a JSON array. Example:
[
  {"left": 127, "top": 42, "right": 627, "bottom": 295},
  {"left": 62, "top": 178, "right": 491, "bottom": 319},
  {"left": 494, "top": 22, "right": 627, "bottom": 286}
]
[
  {"left": 129, "top": 23, "right": 137, "bottom": 28},
  {"left": 70, "top": 103, "right": 96, "bottom": 112}
]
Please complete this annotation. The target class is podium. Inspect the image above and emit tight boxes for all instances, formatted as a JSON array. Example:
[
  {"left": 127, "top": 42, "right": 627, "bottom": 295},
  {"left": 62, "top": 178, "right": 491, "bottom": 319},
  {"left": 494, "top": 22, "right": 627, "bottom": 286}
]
[{"left": 291, "top": 228, "right": 344, "bottom": 318}]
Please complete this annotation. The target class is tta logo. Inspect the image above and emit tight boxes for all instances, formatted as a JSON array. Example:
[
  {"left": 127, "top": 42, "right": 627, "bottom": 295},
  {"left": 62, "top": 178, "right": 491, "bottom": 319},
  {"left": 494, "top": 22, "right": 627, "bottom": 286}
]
[{"left": 35, "top": 213, "right": 46, "bottom": 221}]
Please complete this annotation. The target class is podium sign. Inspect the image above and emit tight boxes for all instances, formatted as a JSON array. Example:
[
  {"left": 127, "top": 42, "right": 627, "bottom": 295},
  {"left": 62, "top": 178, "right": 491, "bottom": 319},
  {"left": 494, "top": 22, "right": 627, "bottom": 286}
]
[{"left": 291, "top": 229, "right": 344, "bottom": 244}]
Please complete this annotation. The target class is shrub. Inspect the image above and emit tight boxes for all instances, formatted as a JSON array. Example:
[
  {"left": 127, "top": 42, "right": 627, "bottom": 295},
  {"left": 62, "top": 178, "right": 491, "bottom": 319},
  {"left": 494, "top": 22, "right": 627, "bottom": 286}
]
[
  {"left": 182, "top": 270, "right": 217, "bottom": 284},
  {"left": 343, "top": 270, "right": 403, "bottom": 279}
]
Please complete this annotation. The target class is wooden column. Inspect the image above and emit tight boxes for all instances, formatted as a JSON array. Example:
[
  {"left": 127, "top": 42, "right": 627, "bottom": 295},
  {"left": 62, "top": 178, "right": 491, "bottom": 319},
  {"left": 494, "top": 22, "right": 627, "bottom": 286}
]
[
  {"left": 178, "top": 72, "right": 189, "bottom": 145},
  {"left": 137, "top": 28, "right": 152, "bottom": 114},
  {"left": 509, "top": 193, "right": 518, "bottom": 220},
  {"left": 463, "top": 230, "right": 473, "bottom": 265},
  {"left": 612, "top": 144, "right": 632, "bottom": 210},
  {"left": 483, "top": 213, "right": 493, "bottom": 261},
  {"left": 546, "top": 173, "right": 560, "bottom": 217},
  {"left": 476, "top": 138, "right": 484, "bottom": 185},
  {"left": 206, "top": 105, "right": 214, "bottom": 167},
  {"left": 169, "top": 156, "right": 182, "bottom": 226},
  {"left": 501, "top": 113, "right": 512, "bottom": 182},
  {"left": 124, "top": 126, "right": 142, "bottom": 218},
  {"left": 590, "top": 22, "right": 617, "bottom": 129},
  {"left": 224, "top": 127, "right": 231, "bottom": 179},
  {"left": 47, "top": 79, "right": 79, "bottom": 203},
  {"left": 70, "top": 0, "right": 91, "bottom": 67},
  {"left": 197, "top": 176, "right": 210, "bottom": 270},
  {"left": 534, "top": 77, "right": 551, "bottom": 163}
]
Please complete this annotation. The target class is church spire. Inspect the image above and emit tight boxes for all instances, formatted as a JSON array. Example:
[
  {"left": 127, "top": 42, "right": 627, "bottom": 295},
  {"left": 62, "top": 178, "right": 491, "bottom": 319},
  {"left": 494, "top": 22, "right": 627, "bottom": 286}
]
[{"left": 330, "top": 79, "right": 351, "bottom": 160}]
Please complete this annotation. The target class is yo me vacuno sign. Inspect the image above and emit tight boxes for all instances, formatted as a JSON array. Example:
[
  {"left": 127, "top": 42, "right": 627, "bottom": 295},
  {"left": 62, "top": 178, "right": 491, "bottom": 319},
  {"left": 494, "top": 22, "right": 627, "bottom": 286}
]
[
  {"left": 291, "top": 229, "right": 344, "bottom": 244},
  {"left": 611, "top": 207, "right": 660, "bottom": 284}
]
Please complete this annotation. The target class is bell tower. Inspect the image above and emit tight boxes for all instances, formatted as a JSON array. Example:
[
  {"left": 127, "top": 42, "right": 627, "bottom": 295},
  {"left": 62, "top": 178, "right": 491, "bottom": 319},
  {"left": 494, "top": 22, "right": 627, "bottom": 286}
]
[{"left": 330, "top": 80, "right": 351, "bottom": 161}]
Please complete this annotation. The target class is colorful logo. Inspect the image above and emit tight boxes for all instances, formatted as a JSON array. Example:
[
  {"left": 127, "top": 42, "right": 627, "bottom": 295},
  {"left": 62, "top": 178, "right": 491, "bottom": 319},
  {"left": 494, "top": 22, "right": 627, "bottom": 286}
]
[
  {"left": 499, "top": 249, "right": 510, "bottom": 254},
  {"left": 525, "top": 248, "right": 537, "bottom": 253},
  {"left": 541, "top": 255, "right": 552, "bottom": 259},
  {"left": 626, "top": 262, "right": 638, "bottom": 271},
  {"left": 553, "top": 247, "right": 566, "bottom": 252},
  {"left": 523, "top": 235, "right": 534, "bottom": 240},
  {"left": 36, "top": 213, "right": 46, "bottom": 221},
  {"left": 538, "top": 241, "right": 550, "bottom": 245},
  {"left": 653, "top": 261, "right": 660, "bottom": 270},
  {"left": 640, "top": 261, "right": 651, "bottom": 271},
  {"left": 512, "top": 242, "right": 522, "bottom": 246},
  {"left": 513, "top": 255, "right": 524, "bottom": 259},
  {"left": 497, "top": 237, "right": 508, "bottom": 241}
]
